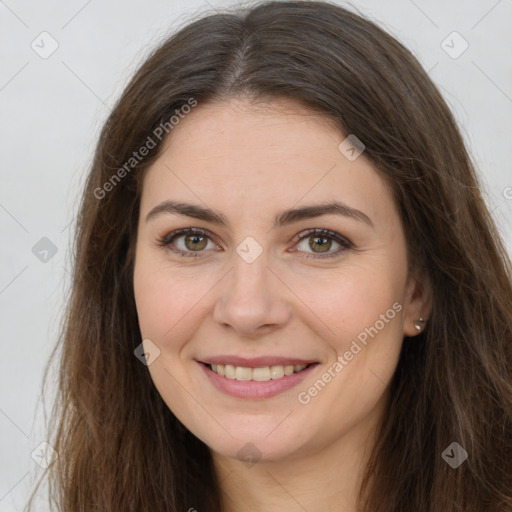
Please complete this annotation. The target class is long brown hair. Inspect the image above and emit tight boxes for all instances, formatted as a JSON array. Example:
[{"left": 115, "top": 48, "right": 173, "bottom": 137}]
[{"left": 27, "top": 1, "right": 512, "bottom": 510}]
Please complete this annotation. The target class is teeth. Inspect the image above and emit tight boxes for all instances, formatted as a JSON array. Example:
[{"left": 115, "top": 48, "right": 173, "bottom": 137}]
[
  {"left": 225, "top": 364, "right": 236, "bottom": 379},
  {"left": 209, "top": 363, "right": 309, "bottom": 381},
  {"left": 253, "top": 367, "right": 271, "bottom": 381},
  {"left": 235, "top": 366, "right": 252, "bottom": 381},
  {"left": 270, "top": 366, "right": 284, "bottom": 379},
  {"left": 284, "top": 365, "right": 295, "bottom": 376}
]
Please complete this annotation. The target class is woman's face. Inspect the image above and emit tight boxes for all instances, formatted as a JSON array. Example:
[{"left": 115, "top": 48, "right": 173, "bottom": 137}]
[{"left": 133, "top": 97, "right": 427, "bottom": 463}]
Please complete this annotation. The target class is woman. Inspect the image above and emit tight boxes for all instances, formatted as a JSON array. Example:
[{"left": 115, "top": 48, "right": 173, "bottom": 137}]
[{"left": 28, "top": 1, "right": 512, "bottom": 510}]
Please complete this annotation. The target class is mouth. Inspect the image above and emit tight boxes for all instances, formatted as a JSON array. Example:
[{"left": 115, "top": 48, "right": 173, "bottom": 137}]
[
  {"left": 203, "top": 362, "right": 314, "bottom": 381},
  {"left": 197, "top": 358, "right": 319, "bottom": 399}
]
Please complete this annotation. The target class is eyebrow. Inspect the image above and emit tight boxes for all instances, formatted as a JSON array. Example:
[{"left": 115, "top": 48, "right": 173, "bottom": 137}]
[{"left": 145, "top": 199, "right": 374, "bottom": 229}]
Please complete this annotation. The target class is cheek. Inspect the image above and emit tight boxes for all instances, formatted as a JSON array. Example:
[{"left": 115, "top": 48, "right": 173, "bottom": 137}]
[
  {"left": 293, "top": 263, "right": 404, "bottom": 348},
  {"left": 290, "top": 262, "right": 405, "bottom": 410},
  {"left": 133, "top": 253, "right": 216, "bottom": 347},
  {"left": 289, "top": 268, "right": 405, "bottom": 443},
  {"left": 133, "top": 255, "right": 213, "bottom": 429}
]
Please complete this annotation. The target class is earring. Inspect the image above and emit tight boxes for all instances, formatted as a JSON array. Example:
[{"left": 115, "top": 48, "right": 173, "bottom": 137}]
[{"left": 414, "top": 317, "right": 425, "bottom": 333}]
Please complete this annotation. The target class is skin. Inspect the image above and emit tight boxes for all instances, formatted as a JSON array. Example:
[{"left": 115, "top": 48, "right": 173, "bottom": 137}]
[{"left": 133, "top": 96, "right": 431, "bottom": 512}]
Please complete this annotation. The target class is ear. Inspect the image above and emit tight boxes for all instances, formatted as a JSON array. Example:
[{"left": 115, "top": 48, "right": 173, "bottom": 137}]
[{"left": 402, "top": 271, "right": 432, "bottom": 337}]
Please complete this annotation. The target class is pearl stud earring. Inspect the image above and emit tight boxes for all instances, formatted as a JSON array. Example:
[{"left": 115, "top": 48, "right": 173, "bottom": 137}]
[{"left": 414, "top": 317, "right": 425, "bottom": 333}]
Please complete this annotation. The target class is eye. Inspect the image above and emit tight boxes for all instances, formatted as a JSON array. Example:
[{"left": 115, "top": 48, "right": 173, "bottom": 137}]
[
  {"left": 156, "top": 228, "right": 219, "bottom": 258},
  {"left": 156, "top": 227, "right": 353, "bottom": 260},
  {"left": 292, "top": 228, "right": 353, "bottom": 259}
]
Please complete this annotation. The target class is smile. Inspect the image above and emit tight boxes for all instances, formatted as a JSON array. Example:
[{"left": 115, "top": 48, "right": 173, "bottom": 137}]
[
  {"left": 198, "top": 359, "right": 319, "bottom": 399},
  {"left": 208, "top": 363, "right": 310, "bottom": 381}
]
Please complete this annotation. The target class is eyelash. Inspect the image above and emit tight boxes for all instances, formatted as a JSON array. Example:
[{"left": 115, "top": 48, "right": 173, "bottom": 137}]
[{"left": 156, "top": 228, "right": 354, "bottom": 260}]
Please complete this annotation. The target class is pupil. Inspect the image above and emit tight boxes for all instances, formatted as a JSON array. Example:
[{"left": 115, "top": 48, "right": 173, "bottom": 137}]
[
  {"left": 310, "top": 236, "right": 331, "bottom": 253},
  {"left": 185, "top": 234, "right": 207, "bottom": 251}
]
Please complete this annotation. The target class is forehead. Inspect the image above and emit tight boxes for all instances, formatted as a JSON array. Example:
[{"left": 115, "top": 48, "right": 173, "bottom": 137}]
[
  {"left": 162, "top": 96, "right": 343, "bottom": 160},
  {"left": 140, "top": 96, "right": 396, "bottom": 230}
]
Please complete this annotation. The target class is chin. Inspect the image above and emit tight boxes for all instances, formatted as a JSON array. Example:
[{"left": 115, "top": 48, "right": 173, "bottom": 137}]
[
  {"left": 190, "top": 412, "right": 317, "bottom": 464},
  {"left": 207, "top": 434, "right": 303, "bottom": 464}
]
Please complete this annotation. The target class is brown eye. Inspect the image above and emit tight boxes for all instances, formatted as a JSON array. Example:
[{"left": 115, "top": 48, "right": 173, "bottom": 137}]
[
  {"left": 308, "top": 236, "right": 332, "bottom": 253},
  {"left": 157, "top": 228, "right": 218, "bottom": 258},
  {"left": 183, "top": 233, "right": 208, "bottom": 251},
  {"left": 294, "top": 229, "right": 353, "bottom": 259}
]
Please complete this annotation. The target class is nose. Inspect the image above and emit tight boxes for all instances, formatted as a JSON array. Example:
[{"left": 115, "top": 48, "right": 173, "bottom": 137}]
[{"left": 212, "top": 251, "right": 292, "bottom": 338}]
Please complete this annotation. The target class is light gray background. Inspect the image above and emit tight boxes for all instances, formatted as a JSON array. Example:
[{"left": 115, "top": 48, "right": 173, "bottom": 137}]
[{"left": 1, "top": 0, "right": 511, "bottom": 509}]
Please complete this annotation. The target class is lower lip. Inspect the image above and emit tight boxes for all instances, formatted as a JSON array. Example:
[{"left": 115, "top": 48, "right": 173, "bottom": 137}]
[{"left": 198, "top": 362, "right": 318, "bottom": 399}]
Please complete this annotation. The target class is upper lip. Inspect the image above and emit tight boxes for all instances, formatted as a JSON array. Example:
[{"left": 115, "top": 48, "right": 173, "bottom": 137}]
[{"left": 198, "top": 356, "right": 318, "bottom": 368}]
